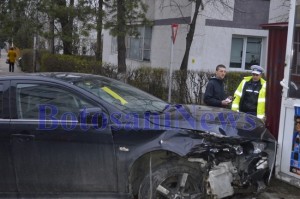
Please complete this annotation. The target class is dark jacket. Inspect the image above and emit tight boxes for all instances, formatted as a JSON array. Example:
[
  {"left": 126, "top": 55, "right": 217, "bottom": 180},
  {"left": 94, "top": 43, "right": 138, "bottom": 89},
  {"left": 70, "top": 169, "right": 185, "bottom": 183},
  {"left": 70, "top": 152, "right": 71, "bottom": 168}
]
[
  {"left": 239, "top": 80, "right": 262, "bottom": 115},
  {"left": 204, "top": 77, "right": 226, "bottom": 107}
]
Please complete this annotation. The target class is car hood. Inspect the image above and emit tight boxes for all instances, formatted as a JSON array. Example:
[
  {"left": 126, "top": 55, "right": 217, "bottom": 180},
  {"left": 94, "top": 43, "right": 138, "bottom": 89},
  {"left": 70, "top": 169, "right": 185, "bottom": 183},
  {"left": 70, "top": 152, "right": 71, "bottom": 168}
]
[{"left": 144, "top": 104, "right": 275, "bottom": 142}]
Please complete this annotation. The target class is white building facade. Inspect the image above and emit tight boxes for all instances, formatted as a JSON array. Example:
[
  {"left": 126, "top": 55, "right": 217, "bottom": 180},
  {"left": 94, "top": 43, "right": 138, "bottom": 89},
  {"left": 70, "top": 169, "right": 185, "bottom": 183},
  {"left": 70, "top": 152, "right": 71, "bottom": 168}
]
[{"left": 102, "top": 0, "right": 289, "bottom": 72}]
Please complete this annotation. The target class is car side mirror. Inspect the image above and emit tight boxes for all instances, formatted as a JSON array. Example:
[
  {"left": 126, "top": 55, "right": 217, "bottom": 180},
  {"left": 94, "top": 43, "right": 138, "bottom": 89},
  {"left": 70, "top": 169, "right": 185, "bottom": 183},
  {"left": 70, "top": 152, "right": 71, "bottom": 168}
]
[{"left": 78, "top": 107, "right": 105, "bottom": 128}]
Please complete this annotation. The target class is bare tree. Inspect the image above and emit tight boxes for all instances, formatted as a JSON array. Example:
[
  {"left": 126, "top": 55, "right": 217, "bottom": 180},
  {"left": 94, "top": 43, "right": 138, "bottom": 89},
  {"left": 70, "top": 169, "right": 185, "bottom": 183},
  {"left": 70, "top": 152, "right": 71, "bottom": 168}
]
[
  {"left": 116, "top": 0, "right": 127, "bottom": 73},
  {"left": 269, "top": 0, "right": 290, "bottom": 22},
  {"left": 160, "top": 0, "right": 234, "bottom": 71},
  {"left": 180, "top": 0, "right": 204, "bottom": 71},
  {"left": 159, "top": 0, "right": 234, "bottom": 103},
  {"left": 95, "top": 0, "right": 104, "bottom": 62}
]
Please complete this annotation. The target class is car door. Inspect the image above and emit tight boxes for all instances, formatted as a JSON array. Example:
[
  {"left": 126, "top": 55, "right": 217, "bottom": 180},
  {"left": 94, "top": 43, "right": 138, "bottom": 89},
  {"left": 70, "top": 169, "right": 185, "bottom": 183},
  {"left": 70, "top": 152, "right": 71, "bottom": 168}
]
[
  {"left": 0, "top": 80, "right": 17, "bottom": 192},
  {"left": 9, "top": 80, "right": 117, "bottom": 193}
]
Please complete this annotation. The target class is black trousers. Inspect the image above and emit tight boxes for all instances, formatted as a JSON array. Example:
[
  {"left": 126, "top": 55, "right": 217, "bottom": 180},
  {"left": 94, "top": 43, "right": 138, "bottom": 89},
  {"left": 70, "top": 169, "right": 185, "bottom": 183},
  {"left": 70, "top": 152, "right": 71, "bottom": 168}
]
[{"left": 9, "top": 62, "right": 14, "bottom": 72}]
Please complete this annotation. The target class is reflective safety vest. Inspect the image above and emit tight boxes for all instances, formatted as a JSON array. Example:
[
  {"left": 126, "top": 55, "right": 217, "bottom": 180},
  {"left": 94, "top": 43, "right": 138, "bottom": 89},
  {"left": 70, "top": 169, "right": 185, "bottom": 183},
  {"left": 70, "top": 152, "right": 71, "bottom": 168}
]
[{"left": 231, "top": 76, "right": 266, "bottom": 119}]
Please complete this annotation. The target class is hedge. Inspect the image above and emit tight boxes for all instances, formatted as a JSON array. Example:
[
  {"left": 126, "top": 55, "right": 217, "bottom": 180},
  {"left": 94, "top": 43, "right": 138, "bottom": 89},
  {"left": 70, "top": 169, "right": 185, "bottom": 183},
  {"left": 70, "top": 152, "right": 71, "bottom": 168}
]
[{"left": 19, "top": 50, "right": 254, "bottom": 106}]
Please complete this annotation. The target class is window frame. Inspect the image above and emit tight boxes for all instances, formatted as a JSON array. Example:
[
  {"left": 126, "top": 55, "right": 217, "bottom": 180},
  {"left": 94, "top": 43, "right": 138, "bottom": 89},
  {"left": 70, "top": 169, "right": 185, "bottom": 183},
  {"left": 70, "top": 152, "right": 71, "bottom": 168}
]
[
  {"left": 229, "top": 36, "right": 264, "bottom": 71},
  {"left": 0, "top": 81, "right": 10, "bottom": 119},
  {"left": 10, "top": 80, "right": 99, "bottom": 121},
  {"left": 16, "top": 83, "right": 96, "bottom": 120},
  {"left": 291, "top": 28, "right": 300, "bottom": 76},
  {"left": 111, "top": 26, "right": 152, "bottom": 62}
]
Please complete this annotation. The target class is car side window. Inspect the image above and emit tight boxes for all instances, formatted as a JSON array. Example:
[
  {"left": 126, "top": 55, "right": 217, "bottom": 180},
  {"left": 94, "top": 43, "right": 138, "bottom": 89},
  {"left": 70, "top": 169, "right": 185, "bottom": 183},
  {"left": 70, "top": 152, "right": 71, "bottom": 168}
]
[
  {"left": 16, "top": 83, "right": 94, "bottom": 119},
  {"left": 0, "top": 84, "right": 3, "bottom": 118}
]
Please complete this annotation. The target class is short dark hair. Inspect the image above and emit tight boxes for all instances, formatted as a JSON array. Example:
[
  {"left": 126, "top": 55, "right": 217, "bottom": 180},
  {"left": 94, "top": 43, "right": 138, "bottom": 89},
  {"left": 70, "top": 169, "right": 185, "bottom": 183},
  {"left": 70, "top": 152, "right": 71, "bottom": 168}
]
[{"left": 216, "top": 64, "right": 226, "bottom": 71}]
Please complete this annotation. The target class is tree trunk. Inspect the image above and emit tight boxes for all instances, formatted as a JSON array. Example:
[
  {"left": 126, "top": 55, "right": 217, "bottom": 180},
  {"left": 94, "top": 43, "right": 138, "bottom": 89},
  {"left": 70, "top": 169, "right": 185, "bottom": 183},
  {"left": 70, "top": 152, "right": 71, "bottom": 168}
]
[
  {"left": 117, "top": 0, "right": 127, "bottom": 73},
  {"left": 178, "top": 0, "right": 203, "bottom": 103},
  {"left": 95, "top": 0, "right": 103, "bottom": 62},
  {"left": 61, "top": 22, "right": 73, "bottom": 55},
  {"left": 49, "top": 16, "right": 55, "bottom": 54},
  {"left": 57, "top": 0, "right": 74, "bottom": 55},
  {"left": 180, "top": 0, "right": 203, "bottom": 70}
]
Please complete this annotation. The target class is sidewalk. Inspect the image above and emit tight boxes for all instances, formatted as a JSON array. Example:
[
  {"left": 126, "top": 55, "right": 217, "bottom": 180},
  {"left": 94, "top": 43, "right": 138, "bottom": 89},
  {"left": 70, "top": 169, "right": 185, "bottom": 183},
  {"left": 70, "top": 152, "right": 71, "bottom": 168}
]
[
  {"left": 257, "top": 177, "right": 300, "bottom": 199},
  {"left": 0, "top": 50, "right": 22, "bottom": 74}
]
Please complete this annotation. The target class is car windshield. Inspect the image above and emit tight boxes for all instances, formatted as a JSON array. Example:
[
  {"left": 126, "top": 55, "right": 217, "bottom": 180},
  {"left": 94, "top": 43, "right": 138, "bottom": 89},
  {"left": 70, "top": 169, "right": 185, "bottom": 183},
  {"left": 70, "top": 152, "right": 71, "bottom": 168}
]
[{"left": 69, "top": 75, "right": 168, "bottom": 113}]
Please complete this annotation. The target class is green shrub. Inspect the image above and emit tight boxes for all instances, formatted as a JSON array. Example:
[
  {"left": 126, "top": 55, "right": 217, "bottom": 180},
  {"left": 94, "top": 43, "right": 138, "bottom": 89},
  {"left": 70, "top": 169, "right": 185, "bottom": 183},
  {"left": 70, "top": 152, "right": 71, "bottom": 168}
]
[
  {"left": 20, "top": 50, "right": 251, "bottom": 107},
  {"left": 225, "top": 72, "right": 252, "bottom": 96},
  {"left": 40, "top": 53, "right": 102, "bottom": 73},
  {"left": 19, "top": 49, "right": 34, "bottom": 72},
  {"left": 127, "top": 67, "right": 167, "bottom": 100},
  {"left": 150, "top": 68, "right": 168, "bottom": 100},
  {"left": 101, "top": 63, "right": 118, "bottom": 78},
  {"left": 19, "top": 49, "right": 52, "bottom": 72},
  {"left": 171, "top": 70, "right": 214, "bottom": 104}
]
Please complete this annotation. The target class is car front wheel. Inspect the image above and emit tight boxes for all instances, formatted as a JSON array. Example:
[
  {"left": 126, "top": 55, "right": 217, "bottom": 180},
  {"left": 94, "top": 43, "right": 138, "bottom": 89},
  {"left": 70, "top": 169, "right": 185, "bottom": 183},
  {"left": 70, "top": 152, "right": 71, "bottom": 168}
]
[{"left": 138, "top": 161, "right": 204, "bottom": 199}]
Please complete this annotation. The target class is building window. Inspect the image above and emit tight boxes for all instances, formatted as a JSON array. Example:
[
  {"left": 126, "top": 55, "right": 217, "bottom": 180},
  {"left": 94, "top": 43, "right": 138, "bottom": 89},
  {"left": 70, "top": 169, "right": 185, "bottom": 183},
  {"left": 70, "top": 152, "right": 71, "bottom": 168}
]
[
  {"left": 111, "top": 37, "right": 118, "bottom": 54},
  {"left": 230, "top": 36, "right": 262, "bottom": 70},
  {"left": 291, "top": 29, "right": 300, "bottom": 76},
  {"left": 289, "top": 14, "right": 300, "bottom": 98},
  {"left": 16, "top": 84, "right": 94, "bottom": 119},
  {"left": 111, "top": 26, "right": 152, "bottom": 61},
  {"left": 82, "top": 46, "right": 87, "bottom": 55}
]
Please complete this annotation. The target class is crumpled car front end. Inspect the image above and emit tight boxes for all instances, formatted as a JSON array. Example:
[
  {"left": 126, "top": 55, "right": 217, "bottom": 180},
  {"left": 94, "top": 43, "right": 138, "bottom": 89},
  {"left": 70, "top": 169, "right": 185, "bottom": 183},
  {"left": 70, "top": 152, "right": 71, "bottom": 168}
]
[
  {"left": 179, "top": 106, "right": 277, "bottom": 198},
  {"left": 150, "top": 105, "right": 277, "bottom": 198},
  {"left": 187, "top": 129, "right": 276, "bottom": 198}
]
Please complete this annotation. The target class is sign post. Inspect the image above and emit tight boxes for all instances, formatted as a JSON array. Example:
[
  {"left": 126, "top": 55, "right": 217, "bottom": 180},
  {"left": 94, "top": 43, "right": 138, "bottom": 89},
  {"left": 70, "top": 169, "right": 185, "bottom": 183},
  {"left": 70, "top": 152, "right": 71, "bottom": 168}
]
[{"left": 168, "top": 24, "right": 179, "bottom": 103}]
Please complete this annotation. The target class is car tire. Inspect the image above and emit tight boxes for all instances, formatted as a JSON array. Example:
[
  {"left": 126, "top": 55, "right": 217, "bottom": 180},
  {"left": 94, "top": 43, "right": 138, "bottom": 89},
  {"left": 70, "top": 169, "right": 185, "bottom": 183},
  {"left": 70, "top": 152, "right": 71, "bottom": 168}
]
[{"left": 138, "top": 161, "right": 204, "bottom": 199}]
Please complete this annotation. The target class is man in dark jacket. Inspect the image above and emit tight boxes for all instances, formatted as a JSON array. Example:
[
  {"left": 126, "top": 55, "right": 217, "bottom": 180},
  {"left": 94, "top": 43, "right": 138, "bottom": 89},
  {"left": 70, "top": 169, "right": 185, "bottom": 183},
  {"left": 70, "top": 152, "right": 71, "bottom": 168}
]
[{"left": 204, "top": 64, "right": 232, "bottom": 107}]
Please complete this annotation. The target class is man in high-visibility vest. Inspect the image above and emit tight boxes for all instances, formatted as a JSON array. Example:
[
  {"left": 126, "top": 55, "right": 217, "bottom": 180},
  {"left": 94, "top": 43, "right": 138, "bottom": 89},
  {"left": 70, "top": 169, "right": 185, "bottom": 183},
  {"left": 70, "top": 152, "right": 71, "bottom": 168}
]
[{"left": 231, "top": 65, "right": 266, "bottom": 120}]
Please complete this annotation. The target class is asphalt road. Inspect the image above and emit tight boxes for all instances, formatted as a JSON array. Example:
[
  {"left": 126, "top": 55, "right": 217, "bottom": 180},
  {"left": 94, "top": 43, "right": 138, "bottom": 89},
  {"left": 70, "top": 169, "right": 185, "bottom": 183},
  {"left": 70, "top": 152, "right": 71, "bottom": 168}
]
[
  {"left": 237, "top": 177, "right": 300, "bottom": 199},
  {"left": 259, "top": 177, "right": 300, "bottom": 199}
]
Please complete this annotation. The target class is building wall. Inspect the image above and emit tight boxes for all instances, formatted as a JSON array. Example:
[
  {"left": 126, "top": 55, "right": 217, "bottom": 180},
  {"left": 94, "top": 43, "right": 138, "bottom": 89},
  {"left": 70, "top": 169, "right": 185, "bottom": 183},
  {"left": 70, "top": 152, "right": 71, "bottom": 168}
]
[
  {"left": 189, "top": 0, "right": 270, "bottom": 71},
  {"left": 149, "top": 0, "right": 192, "bottom": 20},
  {"left": 102, "top": 0, "right": 192, "bottom": 69},
  {"left": 102, "top": 30, "right": 117, "bottom": 65},
  {"left": 269, "top": 0, "right": 290, "bottom": 23},
  {"left": 189, "top": 26, "right": 269, "bottom": 71},
  {"left": 102, "top": 0, "right": 288, "bottom": 72},
  {"left": 150, "top": 24, "right": 189, "bottom": 69}
]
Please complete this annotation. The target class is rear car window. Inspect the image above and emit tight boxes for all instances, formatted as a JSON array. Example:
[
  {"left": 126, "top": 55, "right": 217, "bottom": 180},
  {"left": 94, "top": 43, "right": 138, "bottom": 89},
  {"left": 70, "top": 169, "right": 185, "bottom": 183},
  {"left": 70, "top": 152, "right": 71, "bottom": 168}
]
[{"left": 16, "top": 83, "right": 94, "bottom": 119}]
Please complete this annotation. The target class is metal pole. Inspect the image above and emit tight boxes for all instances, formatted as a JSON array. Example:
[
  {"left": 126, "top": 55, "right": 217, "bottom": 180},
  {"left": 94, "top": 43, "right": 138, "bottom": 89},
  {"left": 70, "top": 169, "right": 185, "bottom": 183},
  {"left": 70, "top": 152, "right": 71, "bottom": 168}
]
[
  {"left": 33, "top": 35, "right": 37, "bottom": 72},
  {"left": 33, "top": 2, "right": 38, "bottom": 72},
  {"left": 168, "top": 37, "right": 174, "bottom": 103}
]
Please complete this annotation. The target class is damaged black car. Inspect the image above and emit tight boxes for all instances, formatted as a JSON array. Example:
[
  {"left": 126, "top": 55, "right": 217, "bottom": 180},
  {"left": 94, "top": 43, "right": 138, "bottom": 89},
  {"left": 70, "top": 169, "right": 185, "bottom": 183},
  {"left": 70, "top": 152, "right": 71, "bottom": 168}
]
[{"left": 0, "top": 73, "right": 276, "bottom": 199}]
